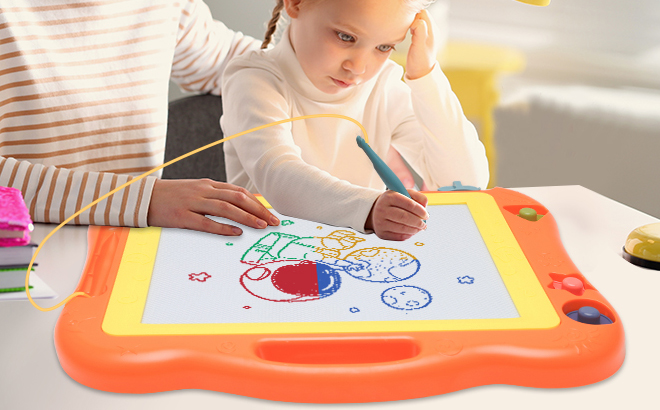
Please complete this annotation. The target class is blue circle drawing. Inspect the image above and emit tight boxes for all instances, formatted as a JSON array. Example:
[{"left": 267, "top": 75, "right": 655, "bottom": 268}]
[
  {"left": 381, "top": 285, "right": 431, "bottom": 311},
  {"left": 342, "top": 248, "right": 421, "bottom": 283}
]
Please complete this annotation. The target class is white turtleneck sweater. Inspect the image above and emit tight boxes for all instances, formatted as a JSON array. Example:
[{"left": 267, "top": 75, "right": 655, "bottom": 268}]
[{"left": 221, "top": 29, "right": 489, "bottom": 233}]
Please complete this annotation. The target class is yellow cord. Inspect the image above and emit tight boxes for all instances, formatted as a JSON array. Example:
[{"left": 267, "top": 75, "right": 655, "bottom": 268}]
[{"left": 25, "top": 114, "right": 368, "bottom": 311}]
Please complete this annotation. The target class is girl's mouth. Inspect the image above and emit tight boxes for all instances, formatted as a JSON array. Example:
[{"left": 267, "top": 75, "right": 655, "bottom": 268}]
[{"left": 332, "top": 78, "right": 354, "bottom": 88}]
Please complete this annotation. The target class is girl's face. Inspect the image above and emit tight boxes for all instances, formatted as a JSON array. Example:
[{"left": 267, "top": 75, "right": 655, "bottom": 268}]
[{"left": 286, "top": 0, "right": 416, "bottom": 94}]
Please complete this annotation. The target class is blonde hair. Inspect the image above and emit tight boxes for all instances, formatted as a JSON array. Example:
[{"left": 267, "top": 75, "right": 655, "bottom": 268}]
[{"left": 261, "top": 0, "right": 436, "bottom": 49}]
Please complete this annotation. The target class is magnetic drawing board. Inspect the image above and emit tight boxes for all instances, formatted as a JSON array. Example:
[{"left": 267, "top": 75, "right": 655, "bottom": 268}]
[
  {"left": 55, "top": 189, "right": 625, "bottom": 403},
  {"left": 104, "top": 192, "right": 556, "bottom": 335},
  {"left": 143, "top": 205, "right": 523, "bottom": 325}
]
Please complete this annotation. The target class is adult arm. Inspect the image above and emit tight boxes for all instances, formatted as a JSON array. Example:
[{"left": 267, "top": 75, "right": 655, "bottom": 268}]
[
  {"left": 169, "top": 0, "right": 262, "bottom": 95},
  {"left": 0, "top": 155, "right": 155, "bottom": 227}
]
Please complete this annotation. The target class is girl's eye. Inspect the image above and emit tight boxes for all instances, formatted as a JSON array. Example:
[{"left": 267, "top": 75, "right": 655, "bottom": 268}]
[
  {"left": 377, "top": 44, "right": 394, "bottom": 53},
  {"left": 337, "top": 32, "right": 355, "bottom": 42}
]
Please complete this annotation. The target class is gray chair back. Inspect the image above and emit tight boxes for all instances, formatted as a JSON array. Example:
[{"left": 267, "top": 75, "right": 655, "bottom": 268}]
[{"left": 163, "top": 94, "right": 226, "bottom": 182}]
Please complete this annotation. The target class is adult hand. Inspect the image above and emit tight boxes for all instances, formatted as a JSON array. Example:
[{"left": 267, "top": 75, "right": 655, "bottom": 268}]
[
  {"left": 405, "top": 9, "right": 438, "bottom": 80},
  {"left": 364, "top": 189, "right": 429, "bottom": 241},
  {"left": 147, "top": 179, "right": 279, "bottom": 236}
]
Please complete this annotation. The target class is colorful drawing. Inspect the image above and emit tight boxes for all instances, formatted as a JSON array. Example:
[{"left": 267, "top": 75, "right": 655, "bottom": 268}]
[
  {"left": 341, "top": 248, "right": 420, "bottom": 283},
  {"left": 381, "top": 285, "right": 432, "bottom": 311},
  {"left": 241, "top": 232, "right": 301, "bottom": 264},
  {"left": 241, "top": 230, "right": 365, "bottom": 264},
  {"left": 238, "top": 229, "right": 421, "bottom": 304},
  {"left": 240, "top": 260, "right": 341, "bottom": 302}
]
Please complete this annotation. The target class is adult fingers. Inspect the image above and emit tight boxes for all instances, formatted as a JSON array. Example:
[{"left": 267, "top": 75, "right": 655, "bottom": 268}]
[
  {"left": 183, "top": 212, "right": 244, "bottom": 236},
  {"left": 197, "top": 196, "right": 273, "bottom": 230},
  {"left": 212, "top": 181, "right": 263, "bottom": 206},
  {"left": 208, "top": 182, "right": 280, "bottom": 227}
]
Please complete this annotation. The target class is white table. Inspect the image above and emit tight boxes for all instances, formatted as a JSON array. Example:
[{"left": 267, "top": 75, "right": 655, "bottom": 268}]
[{"left": 1, "top": 186, "right": 658, "bottom": 410}]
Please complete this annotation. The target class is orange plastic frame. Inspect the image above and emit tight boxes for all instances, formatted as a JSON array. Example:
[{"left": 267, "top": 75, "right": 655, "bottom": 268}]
[{"left": 54, "top": 188, "right": 625, "bottom": 403}]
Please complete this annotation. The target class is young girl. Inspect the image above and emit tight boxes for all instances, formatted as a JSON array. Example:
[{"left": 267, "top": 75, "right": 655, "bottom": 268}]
[{"left": 220, "top": 0, "right": 489, "bottom": 241}]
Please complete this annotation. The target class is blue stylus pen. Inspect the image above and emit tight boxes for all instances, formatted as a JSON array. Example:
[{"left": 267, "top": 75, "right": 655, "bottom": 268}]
[{"left": 356, "top": 136, "right": 411, "bottom": 199}]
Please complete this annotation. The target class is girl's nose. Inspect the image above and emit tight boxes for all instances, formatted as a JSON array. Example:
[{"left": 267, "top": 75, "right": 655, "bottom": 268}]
[{"left": 342, "top": 52, "right": 367, "bottom": 75}]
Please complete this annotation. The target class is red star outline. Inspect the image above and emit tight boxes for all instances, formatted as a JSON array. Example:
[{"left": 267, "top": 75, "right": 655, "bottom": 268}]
[{"left": 189, "top": 272, "right": 212, "bottom": 282}]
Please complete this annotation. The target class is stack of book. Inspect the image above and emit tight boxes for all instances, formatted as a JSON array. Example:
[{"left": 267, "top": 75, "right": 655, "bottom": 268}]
[{"left": 0, "top": 186, "right": 37, "bottom": 293}]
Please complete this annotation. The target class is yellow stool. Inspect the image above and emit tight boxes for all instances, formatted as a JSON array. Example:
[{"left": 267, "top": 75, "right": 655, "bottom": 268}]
[{"left": 392, "top": 42, "right": 525, "bottom": 188}]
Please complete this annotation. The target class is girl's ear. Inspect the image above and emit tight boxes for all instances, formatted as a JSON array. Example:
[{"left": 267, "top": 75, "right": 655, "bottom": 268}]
[{"left": 283, "top": 0, "right": 304, "bottom": 19}]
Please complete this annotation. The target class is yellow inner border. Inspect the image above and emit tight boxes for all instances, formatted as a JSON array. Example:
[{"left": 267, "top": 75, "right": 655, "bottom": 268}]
[{"left": 103, "top": 192, "right": 559, "bottom": 335}]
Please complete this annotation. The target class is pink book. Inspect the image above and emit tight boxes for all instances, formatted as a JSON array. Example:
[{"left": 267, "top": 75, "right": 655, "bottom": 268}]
[{"left": 0, "top": 186, "right": 33, "bottom": 247}]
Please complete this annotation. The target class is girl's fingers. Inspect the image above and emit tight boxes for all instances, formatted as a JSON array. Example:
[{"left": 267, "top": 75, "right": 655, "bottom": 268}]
[
  {"left": 408, "top": 189, "right": 429, "bottom": 208},
  {"left": 382, "top": 206, "right": 425, "bottom": 231},
  {"left": 406, "top": 11, "right": 436, "bottom": 79},
  {"left": 417, "top": 9, "right": 434, "bottom": 39},
  {"left": 376, "top": 217, "right": 419, "bottom": 241},
  {"left": 410, "top": 11, "right": 430, "bottom": 41},
  {"left": 409, "top": 17, "right": 426, "bottom": 42},
  {"left": 386, "top": 219, "right": 424, "bottom": 235},
  {"left": 385, "top": 190, "right": 429, "bottom": 221},
  {"left": 378, "top": 231, "right": 414, "bottom": 242}
]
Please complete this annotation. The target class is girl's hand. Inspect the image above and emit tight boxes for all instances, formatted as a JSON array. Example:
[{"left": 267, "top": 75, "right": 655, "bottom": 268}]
[
  {"left": 365, "top": 190, "right": 429, "bottom": 241},
  {"left": 406, "top": 9, "right": 438, "bottom": 80},
  {"left": 148, "top": 178, "right": 280, "bottom": 236}
]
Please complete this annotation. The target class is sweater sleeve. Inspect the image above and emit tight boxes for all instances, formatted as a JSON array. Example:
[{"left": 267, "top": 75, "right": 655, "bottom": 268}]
[
  {"left": 220, "top": 64, "right": 381, "bottom": 233},
  {"left": 387, "top": 64, "right": 490, "bottom": 190},
  {"left": 170, "top": 0, "right": 262, "bottom": 96},
  {"left": 0, "top": 156, "right": 156, "bottom": 227}
]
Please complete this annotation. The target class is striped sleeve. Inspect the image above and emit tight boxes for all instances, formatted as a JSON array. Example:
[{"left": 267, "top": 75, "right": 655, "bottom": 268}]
[
  {"left": 0, "top": 155, "right": 156, "bottom": 227},
  {"left": 170, "top": 0, "right": 261, "bottom": 95}
]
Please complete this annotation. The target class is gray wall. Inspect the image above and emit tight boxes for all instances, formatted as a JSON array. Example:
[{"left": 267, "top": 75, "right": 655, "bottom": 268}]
[
  {"left": 207, "top": 0, "right": 274, "bottom": 39},
  {"left": 448, "top": 0, "right": 660, "bottom": 92},
  {"left": 169, "top": 0, "right": 660, "bottom": 101},
  {"left": 168, "top": 0, "right": 274, "bottom": 101},
  {"left": 495, "top": 87, "right": 660, "bottom": 217}
]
